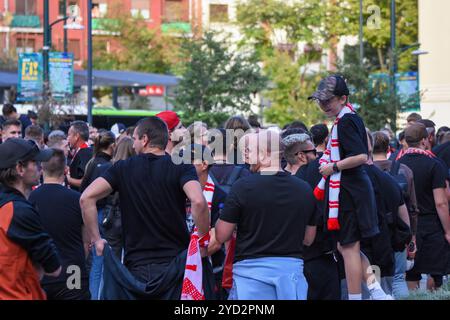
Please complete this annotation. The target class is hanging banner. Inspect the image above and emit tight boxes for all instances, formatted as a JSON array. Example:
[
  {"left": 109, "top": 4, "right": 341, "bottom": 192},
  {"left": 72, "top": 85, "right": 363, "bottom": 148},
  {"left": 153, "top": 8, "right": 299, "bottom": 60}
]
[
  {"left": 17, "top": 53, "right": 43, "bottom": 101},
  {"left": 49, "top": 52, "right": 74, "bottom": 99},
  {"left": 396, "top": 72, "right": 420, "bottom": 112}
]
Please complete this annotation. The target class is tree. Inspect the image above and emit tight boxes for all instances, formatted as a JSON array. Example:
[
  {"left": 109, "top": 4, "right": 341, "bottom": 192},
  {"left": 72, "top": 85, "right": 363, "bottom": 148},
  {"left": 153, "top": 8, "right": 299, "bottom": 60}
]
[
  {"left": 263, "top": 51, "right": 326, "bottom": 128},
  {"left": 336, "top": 59, "right": 401, "bottom": 131},
  {"left": 172, "top": 32, "right": 267, "bottom": 127},
  {"left": 347, "top": 0, "right": 418, "bottom": 72},
  {"left": 235, "top": 0, "right": 418, "bottom": 127},
  {"left": 236, "top": 0, "right": 338, "bottom": 127},
  {"left": 91, "top": 9, "right": 177, "bottom": 74}
]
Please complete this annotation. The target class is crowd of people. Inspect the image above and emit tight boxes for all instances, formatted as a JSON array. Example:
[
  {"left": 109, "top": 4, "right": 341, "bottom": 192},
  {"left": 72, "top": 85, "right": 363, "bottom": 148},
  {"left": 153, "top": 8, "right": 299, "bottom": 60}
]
[{"left": 0, "top": 75, "right": 449, "bottom": 300}]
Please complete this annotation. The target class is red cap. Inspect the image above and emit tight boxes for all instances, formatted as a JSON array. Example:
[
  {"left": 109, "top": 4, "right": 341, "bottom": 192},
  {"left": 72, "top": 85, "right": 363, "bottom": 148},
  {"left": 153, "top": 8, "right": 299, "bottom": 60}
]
[{"left": 156, "top": 111, "right": 180, "bottom": 131}]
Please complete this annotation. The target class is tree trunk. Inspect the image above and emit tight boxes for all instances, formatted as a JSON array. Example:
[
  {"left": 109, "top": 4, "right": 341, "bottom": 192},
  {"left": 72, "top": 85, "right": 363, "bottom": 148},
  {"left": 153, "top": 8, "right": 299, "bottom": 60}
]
[{"left": 377, "top": 48, "right": 387, "bottom": 72}]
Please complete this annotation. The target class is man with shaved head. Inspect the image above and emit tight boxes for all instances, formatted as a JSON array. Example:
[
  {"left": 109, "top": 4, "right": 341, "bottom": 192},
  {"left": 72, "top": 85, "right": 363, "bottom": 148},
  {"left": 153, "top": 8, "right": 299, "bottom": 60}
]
[{"left": 215, "top": 130, "right": 318, "bottom": 300}]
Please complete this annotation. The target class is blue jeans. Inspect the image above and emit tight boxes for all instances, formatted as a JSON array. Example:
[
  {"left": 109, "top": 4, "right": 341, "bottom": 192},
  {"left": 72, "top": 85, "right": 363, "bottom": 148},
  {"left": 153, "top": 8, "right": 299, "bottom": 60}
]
[
  {"left": 229, "top": 257, "right": 308, "bottom": 300},
  {"left": 89, "top": 209, "right": 105, "bottom": 300},
  {"left": 392, "top": 249, "right": 409, "bottom": 299}
]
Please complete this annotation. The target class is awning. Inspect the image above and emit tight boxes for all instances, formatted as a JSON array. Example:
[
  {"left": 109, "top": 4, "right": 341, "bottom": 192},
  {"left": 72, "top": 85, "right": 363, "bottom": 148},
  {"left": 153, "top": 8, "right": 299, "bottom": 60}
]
[{"left": 0, "top": 69, "right": 179, "bottom": 88}]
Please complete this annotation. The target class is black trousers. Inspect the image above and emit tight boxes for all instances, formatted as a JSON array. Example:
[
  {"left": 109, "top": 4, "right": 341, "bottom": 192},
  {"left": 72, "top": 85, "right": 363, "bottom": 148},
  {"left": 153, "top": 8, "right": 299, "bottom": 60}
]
[{"left": 304, "top": 254, "right": 341, "bottom": 300}]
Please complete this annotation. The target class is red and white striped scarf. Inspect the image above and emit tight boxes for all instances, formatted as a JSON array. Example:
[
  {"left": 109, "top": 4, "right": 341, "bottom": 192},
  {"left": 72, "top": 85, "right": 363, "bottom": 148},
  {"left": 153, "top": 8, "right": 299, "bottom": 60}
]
[
  {"left": 181, "top": 176, "right": 215, "bottom": 300},
  {"left": 399, "top": 147, "right": 436, "bottom": 159},
  {"left": 314, "top": 104, "right": 355, "bottom": 231}
]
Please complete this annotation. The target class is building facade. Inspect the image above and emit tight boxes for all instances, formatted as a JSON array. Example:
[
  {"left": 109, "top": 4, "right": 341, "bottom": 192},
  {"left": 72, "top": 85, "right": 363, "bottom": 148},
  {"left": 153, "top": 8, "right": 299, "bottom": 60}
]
[
  {"left": 418, "top": 0, "right": 450, "bottom": 128},
  {"left": 0, "top": 0, "right": 192, "bottom": 69}
]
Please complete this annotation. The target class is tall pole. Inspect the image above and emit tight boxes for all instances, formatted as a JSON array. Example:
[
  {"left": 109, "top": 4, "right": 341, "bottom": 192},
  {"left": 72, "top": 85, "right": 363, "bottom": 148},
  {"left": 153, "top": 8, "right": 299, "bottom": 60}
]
[
  {"left": 390, "top": 0, "right": 396, "bottom": 94},
  {"left": 359, "top": 0, "right": 364, "bottom": 66},
  {"left": 43, "top": 0, "right": 50, "bottom": 100},
  {"left": 63, "top": 0, "right": 68, "bottom": 52},
  {"left": 87, "top": 0, "right": 93, "bottom": 125}
]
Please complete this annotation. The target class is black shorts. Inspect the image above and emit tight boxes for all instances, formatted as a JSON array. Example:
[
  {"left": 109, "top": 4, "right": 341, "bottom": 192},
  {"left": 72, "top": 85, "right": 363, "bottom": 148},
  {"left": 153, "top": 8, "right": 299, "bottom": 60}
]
[
  {"left": 407, "top": 215, "right": 450, "bottom": 275},
  {"left": 337, "top": 208, "right": 361, "bottom": 246},
  {"left": 304, "top": 254, "right": 341, "bottom": 300}
]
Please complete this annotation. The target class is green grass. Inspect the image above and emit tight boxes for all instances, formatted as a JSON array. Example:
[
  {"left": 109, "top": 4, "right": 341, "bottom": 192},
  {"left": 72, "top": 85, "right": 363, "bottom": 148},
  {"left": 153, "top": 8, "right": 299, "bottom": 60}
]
[{"left": 401, "top": 282, "right": 450, "bottom": 300}]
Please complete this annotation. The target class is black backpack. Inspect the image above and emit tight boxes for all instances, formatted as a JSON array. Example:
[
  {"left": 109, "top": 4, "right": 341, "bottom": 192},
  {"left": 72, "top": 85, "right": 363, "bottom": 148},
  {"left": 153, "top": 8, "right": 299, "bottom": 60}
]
[
  {"left": 389, "top": 161, "right": 410, "bottom": 205},
  {"left": 383, "top": 162, "right": 412, "bottom": 251},
  {"left": 210, "top": 166, "right": 243, "bottom": 194}
]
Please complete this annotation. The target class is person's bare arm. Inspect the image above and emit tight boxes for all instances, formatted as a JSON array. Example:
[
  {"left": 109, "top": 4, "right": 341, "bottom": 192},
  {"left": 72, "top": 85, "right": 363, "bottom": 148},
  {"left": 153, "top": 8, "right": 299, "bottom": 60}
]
[
  {"left": 303, "top": 226, "right": 317, "bottom": 246},
  {"left": 433, "top": 188, "right": 450, "bottom": 244},
  {"left": 80, "top": 177, "right": 113, "bottom": 255},
  {"left": 320, "top": 154, "right": 368, "bottom": 177},
  {"left": 67, "top": 175, "right": 83, "bottom": 188},
  {"left": 183, "top": 181, "right": 209, "bottom": 237},
  {"left": 81, "top": 226, "right": 90, "bottom": 258},
  {"left": 398, "top": 204, "right": 410, "bottom": 227},
  {"left": 215, "top": 219, "right": 236, "bottom": 244},
  {"left": 207, "top": 228, "right": 222, "bottom": 256}
]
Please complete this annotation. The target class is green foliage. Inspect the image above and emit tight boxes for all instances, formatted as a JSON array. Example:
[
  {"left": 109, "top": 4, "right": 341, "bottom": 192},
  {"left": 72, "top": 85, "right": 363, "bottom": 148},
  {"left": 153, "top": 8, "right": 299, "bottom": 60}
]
[
  {"left": 172, "top": 32, "right": 267, "bottom": 127},
  {"left": 347, "top": 0, "right": 418, "bottom": 72},
  {"left": 236, "top": 0, "right": 336, "bottom": 127},
  {"left": 180, "top": 111, "right": 230, "bottom": 129},
  {"left": 92, "top": 14, "right": 175, "bottom": 74},
  {"left": 263, "top": 52, "right": 325, "bottom": 128},
  {"left": 336, "top": 60, "right": 400, "bottom": 131}
]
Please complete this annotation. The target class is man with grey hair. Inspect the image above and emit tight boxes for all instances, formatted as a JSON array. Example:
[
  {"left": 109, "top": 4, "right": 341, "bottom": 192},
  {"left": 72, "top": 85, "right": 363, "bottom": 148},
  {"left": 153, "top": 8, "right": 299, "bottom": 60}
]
[
  {"left": 215, "top": 130, "right": 317, "bottom": 300},
  {"left": 67, "top": 121, "right": 93, "bottom": 191},
  {"left": 47, "top": 130, "right": 69, "bottom": 156},
  {"left": 283, "top": 133, "right": 317, "bottom": 176}
]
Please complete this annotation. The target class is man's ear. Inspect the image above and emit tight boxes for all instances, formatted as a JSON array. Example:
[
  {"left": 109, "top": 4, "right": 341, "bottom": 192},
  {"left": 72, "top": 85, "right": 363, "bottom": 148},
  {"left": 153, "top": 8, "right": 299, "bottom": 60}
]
[
  {"left": 202, "top": 160, "right": 209, "bottom": 172},
  {"left": 142, "top": 134, "right": 150, "bottom": 147},
  {"left": 298, "top": 152, "right": 307, "bottom": 164},
  {"left": 15, "top": 163, "right": 25, "bottom": 177},
  {"left": 64, "top": 166, "right": 69, "bottom": 176}
]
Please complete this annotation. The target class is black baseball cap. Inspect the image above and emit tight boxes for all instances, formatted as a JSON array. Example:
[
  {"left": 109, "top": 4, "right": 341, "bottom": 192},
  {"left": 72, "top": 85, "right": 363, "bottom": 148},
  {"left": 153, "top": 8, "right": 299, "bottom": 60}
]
[
  {"left": 0, "top": 138, "right": 54, "bottom": 169},
  {"left": 308, "top": 75, "right": 350, "bottom": 101}
]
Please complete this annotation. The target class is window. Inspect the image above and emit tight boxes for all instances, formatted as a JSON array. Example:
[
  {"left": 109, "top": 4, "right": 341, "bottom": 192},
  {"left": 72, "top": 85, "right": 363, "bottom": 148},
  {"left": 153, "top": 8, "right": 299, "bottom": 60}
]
[
  {"left": 209, "top": 4, "right": 228, "bottom": 23},
  {"left": 68, "top": 40, "right": 81, "bottom": 60},
  {"left": 15, "top": 0, "right": 37, "bottom": 15},
  {"left": 164, "top": 0, "right": 185, "bottom": 22},
  {"left": 131, "top": 0, "right": 150, "bottom": 20},
  {"left": 304, "top": 44, "right": 322, "bottom": 63},
  {"left": 92, "top": 1, "right": 108, "bottom": 18},
  {"left": 16, "top": 38, "right": 35, "bottom": 54},
  {"left": 60, "top": 1, "right": 79, "bottom": 16}
]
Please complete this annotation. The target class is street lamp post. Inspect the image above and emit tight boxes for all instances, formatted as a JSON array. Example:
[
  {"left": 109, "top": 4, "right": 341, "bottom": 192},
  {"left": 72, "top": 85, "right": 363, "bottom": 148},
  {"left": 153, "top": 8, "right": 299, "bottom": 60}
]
[
  {"left": 87, "top": 0, "right": 93, "bottom": 125},
  {"left": 43, "top": 0, "right": 50, "bottom": 102},
  {"left": 359, "top": 0, "right": 364, "bottom": 66},
  {"left": 390, "top": 0, "right": 396, "bottom": 94}
]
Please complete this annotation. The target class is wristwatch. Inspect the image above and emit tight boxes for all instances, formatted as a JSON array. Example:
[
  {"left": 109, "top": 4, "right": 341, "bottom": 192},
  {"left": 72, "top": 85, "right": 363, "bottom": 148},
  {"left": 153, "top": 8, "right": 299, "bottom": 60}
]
[{"left": 333, "top": 162, "right": 340, "bottom": 173}]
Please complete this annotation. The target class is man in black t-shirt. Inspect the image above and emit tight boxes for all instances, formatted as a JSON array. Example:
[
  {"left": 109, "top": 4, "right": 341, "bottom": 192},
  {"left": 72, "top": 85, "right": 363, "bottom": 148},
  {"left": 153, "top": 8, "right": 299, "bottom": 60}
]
[
  {"left": 215, "top": 131, "right": 317, "bottom": 300},
  {"left": 288, "top": 136, "right": 342, "bottom": 300},
  {"left": 80, "top": 117, "right": 209, "bottom": 300},
  {"left": 67, "top": 121, "right": 93, "bottom": 191},
  {"left": 29, "top": 149, "right": 90, "bottom": 300},
  {"left": 183, "top": 143, "right": 228, "bottom": 299},
  {"left": 282, "top": 133, "right": 317, "bottom": 176},
  {"left": 399, "top": 123, "right": 450, "bottom": 291}
]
